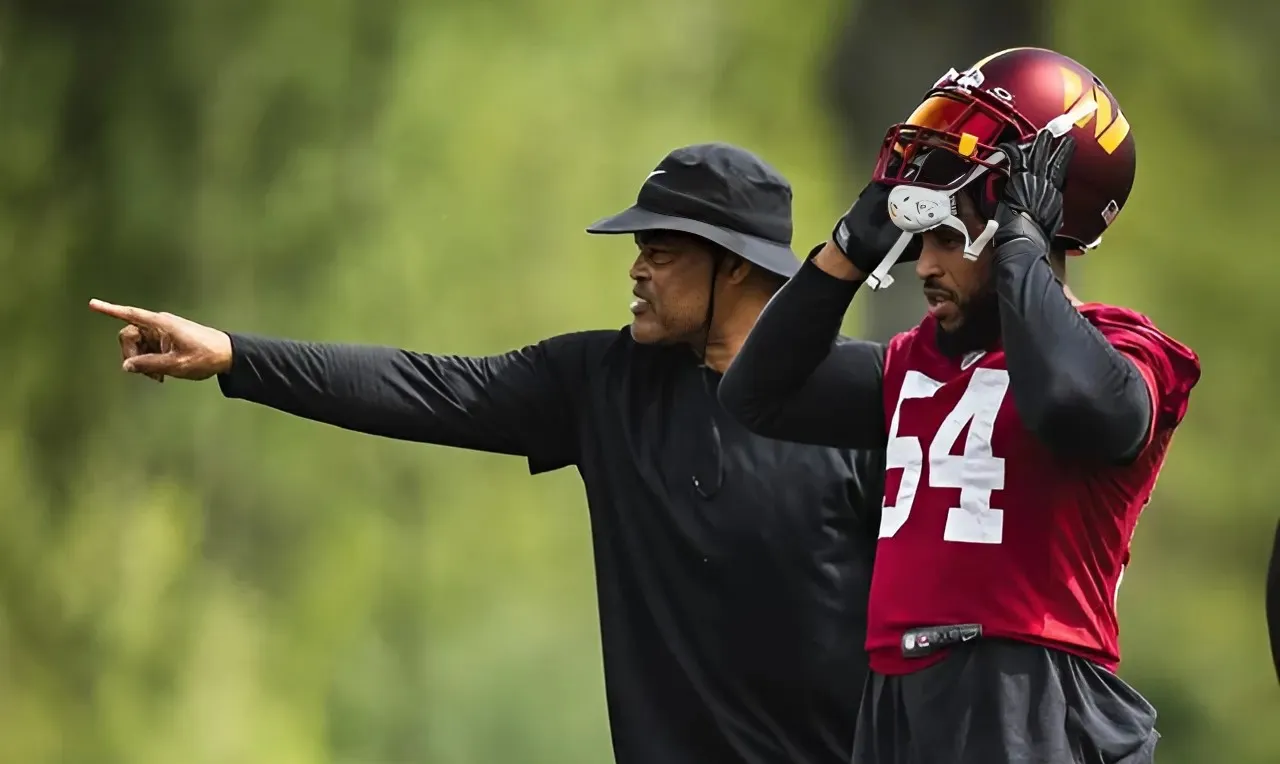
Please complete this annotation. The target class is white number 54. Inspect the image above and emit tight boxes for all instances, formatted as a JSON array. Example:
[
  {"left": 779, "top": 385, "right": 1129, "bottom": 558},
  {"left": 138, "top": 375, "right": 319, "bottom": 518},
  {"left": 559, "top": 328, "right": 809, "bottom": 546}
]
[{"left": 879, "top": 369, "right": 1011, "bottom": 544}]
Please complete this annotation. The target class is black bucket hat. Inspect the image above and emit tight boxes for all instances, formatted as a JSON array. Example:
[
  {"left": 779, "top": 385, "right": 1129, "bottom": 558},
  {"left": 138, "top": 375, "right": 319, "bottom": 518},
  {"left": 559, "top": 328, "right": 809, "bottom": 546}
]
[{"left": 587, "top": 142, "right": 800, "bottom": 278}]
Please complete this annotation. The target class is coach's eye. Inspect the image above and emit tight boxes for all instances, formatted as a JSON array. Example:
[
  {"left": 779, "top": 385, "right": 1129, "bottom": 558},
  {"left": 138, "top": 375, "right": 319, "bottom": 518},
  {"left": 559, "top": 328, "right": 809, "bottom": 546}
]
[{"left": 642, "top": 247, "right": 678, "bottom": 266}]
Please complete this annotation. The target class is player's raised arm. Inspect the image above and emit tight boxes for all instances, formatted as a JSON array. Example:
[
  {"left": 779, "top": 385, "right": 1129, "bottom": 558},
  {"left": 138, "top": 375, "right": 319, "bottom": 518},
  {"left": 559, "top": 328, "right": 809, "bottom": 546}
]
[
  {"left": 718, "top": 183, "right": 912, "bottom": 451},
  {"left": 986, "top": 134, "right": 1192, "bottom": 465},
  {"left": 89, "top": 299, "right": 593, "bottom": 471}
]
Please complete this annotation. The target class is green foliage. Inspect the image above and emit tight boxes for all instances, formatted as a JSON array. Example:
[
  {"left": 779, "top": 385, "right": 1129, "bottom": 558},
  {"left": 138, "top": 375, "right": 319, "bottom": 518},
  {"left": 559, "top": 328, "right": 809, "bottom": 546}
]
[{"left": 0, "top": 0, "right": 1274, "bottom": 762}]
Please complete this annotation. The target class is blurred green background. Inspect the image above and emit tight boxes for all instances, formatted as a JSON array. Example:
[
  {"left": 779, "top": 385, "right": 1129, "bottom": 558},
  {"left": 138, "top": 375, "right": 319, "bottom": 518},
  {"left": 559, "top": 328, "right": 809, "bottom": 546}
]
[{"left": 1, "top": 0, "right": 1276, "bottom": 762}]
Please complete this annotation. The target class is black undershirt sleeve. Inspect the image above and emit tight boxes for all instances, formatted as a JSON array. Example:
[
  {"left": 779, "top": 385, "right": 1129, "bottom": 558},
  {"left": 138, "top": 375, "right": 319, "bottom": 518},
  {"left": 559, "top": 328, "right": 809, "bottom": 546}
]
[
  {"left": 719, "top": 257, "right": 888, "bottom": 450},
  {"left": 993, "top": 250, "right": 1152, "bottom": 464},
  {"left": 216, "top": 331, "right": 602, "bottom": 473}
]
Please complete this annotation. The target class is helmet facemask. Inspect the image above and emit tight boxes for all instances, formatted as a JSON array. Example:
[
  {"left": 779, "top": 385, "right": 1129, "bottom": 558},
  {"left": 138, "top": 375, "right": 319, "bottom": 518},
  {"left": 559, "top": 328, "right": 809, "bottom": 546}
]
[
  {"left": 873, "top": 90, "right": 1029, "bottom": 193},
  {"left": 864, "top": 96, "right": 1099, "bottom": 291}
]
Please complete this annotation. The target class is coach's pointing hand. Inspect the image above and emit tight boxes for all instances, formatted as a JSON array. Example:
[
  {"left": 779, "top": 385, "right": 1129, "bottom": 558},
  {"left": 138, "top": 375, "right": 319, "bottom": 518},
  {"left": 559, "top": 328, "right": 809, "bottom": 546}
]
[{"left": 89, "top": 299, "right": 233, "bottom": 382}]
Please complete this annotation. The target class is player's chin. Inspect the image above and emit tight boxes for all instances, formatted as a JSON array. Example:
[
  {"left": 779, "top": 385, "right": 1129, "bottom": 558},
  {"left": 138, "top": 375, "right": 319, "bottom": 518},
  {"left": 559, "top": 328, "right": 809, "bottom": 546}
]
[{"left": 928, "top": 300, "right": 963, "bottom": 331}]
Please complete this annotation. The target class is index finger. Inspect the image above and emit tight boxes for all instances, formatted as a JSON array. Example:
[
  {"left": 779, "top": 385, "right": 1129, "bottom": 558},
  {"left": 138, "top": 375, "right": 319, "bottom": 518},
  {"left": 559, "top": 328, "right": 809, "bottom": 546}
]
[
  {"left": 995, "top": 142, "right": 1024, "bottom": 174},
  {"left": 89, "top": 299, "right": 163, "bottom": 327}
]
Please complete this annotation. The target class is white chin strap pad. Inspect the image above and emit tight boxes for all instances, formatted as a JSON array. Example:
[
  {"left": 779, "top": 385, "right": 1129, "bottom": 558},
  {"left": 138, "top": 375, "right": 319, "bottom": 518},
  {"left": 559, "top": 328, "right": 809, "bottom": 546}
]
[
  {"left": 865, "top": 149, "right": 1006, "bottom": 291},
  {"left": 887, "top": 185, "right": 998, "bottom": 261}
]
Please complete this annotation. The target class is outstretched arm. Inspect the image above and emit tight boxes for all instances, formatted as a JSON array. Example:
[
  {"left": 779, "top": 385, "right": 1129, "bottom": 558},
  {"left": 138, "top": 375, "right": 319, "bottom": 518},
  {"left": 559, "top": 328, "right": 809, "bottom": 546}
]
[
  {"left": 720, "top": 244, "right": 889, "bottom": 450},
  {"left": 90, "top": 299, "right": 598, "bottom": 473},
  {"left": 217, "top": 332, "right": 597, "bottom": 471}
]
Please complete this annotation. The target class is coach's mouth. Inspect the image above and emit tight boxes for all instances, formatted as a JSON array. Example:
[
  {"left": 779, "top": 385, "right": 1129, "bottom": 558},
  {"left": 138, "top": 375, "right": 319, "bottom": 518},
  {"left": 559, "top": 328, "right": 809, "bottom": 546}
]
[{"left": 631, "top": 288, "right": 653, "bottom": 315}]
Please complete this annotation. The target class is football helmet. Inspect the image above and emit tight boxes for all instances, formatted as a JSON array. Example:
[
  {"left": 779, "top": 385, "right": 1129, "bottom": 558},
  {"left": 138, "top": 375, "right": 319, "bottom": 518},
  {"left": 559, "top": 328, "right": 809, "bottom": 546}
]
[{"left": 872, "top": 46, "right": 1136, "bottom": 252}]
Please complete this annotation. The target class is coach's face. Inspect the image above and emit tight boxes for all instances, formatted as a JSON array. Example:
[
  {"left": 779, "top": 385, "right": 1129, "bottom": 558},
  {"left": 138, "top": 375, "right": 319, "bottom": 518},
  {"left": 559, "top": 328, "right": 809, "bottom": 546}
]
[
  {"left": 914, "top": 191, "right": 995, "bottom": 332},
  {"left": 628, "top": 231, "right": 720, "bottom": 345}
]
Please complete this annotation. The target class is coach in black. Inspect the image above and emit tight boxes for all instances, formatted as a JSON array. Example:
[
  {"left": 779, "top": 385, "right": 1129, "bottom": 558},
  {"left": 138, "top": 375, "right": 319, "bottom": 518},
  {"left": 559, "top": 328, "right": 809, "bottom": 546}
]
[{"left": 90, "top": 143, "right": 884, "bottom": 764}]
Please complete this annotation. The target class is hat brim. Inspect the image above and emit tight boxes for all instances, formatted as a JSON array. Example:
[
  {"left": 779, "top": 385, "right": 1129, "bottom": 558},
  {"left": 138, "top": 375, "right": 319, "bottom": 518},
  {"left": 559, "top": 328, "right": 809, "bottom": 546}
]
[{"left": 586, "top": 206, "right": 799, "bottom": 278}]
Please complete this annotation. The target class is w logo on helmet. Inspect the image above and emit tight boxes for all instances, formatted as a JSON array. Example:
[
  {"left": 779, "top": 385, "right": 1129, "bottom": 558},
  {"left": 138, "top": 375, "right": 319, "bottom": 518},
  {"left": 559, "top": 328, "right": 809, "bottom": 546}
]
[{"left": 1060, "top": 68, "right": 1130, "bottom": 155}]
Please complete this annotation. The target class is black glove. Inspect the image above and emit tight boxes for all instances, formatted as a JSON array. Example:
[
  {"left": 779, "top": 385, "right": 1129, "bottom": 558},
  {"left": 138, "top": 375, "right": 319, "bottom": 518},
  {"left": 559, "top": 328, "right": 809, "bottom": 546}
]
[
  {"left": 831, "top": 181, "right": 921, "bottom": 274},
  {"left": 992, "top": 131, "right": 1075, "bottom": 260}
]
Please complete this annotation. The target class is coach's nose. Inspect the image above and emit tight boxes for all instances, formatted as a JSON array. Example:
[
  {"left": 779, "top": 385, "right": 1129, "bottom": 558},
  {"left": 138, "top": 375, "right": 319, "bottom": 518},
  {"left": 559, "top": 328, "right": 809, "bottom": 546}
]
[{"left": 629, "top": 252, "right": 650, "bottom": 282}]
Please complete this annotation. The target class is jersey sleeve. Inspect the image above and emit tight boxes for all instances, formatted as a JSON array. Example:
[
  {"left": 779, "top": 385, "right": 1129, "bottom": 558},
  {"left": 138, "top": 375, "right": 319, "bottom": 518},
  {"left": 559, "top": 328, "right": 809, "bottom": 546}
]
[
  {"left": 1089, "top": 306, "right": 1201, "bottom": 444},
  {"left": 217, "top": 330, "right": 609, "bottom": 473}
]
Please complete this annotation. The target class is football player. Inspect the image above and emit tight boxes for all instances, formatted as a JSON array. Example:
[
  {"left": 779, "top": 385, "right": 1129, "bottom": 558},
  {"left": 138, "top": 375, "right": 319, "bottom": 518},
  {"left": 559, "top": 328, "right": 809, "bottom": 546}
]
[{"left": 720, "top": 47, "right": 1201, "bottom": 763}]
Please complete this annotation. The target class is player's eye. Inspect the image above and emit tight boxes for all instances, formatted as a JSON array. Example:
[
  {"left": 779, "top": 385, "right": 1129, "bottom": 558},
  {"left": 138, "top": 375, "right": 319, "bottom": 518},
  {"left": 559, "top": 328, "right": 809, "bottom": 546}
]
[{"left": 929, "top": 229, "right": 964, "bottom": 250}]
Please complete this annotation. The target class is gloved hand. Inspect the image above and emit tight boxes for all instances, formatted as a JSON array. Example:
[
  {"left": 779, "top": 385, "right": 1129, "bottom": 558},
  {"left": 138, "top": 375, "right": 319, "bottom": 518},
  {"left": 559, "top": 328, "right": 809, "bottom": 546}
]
[
  {"left": 992, "top": 130, "right": 1075, "bottom": 260},
  {"left": 831, "top": 181, "right": 921, "bottom": 274}
]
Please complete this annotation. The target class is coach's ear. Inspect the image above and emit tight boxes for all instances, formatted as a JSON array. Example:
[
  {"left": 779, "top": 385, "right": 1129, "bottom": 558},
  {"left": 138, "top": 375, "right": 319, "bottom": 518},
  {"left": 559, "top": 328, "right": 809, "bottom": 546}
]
[{"left": 1268, "top": 518, "right": 1280, "bottom": 683}]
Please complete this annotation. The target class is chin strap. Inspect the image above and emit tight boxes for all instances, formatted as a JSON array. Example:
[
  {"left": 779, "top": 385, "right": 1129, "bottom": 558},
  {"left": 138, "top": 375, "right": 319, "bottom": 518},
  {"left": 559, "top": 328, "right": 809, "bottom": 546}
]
[
  {"left": 868, "top": 154, "right": 1002, "bottom": 290},
  {"left": 866, "top": 98, "right": 1099, "bottom": 292}
]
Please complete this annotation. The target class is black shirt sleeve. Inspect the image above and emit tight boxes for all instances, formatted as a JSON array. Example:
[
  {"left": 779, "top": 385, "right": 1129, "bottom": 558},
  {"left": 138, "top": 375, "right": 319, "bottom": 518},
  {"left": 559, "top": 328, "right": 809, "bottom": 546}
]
[
  {"left": 993, "top": 250, "right": 1152, "bottom": 464},
  {"left": 216, "top": 330, "right": 608, "bottom": 473},
  {"left": 719, "top": 257, "right": 889, "bottom": 450}
]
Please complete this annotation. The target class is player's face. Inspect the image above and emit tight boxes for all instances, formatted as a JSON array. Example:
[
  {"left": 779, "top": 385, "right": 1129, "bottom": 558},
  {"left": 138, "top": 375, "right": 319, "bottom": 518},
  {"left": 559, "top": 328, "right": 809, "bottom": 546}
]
[
  {"left": 628, "top": 231, "right": 719, "bottom": 345},
  {"left": 914, "top": 192, "right": 995, "bottom": 332}
]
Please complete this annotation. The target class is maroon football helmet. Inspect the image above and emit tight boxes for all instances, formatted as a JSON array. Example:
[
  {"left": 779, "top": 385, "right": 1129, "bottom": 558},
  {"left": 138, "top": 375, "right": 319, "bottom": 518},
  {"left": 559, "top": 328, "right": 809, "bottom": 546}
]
[{"left": 872, "top": 47, "right": 1136, "bottom": 252}]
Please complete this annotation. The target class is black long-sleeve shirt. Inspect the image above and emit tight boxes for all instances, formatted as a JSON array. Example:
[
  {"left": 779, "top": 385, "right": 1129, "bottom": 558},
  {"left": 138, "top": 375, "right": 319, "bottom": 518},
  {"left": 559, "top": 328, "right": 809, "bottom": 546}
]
[
  {"left": 217, "top": 328, "right": 883, "bottom": 764},
  {"left": 720, "top": 249, "right": 1154, "bottom": 464}
]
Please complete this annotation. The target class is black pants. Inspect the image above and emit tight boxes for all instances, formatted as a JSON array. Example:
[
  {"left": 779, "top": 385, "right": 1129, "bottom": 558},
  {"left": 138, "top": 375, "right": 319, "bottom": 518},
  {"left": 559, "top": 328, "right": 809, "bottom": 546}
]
[{"left": 851, "top": 639, "right": 1159, "bottom": 764}]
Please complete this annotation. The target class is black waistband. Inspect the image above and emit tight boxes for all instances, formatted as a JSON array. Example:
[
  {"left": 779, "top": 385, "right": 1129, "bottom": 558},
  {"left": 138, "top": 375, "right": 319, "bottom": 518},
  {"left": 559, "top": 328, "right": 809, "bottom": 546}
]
[{"left": 901, "top": 624, "right": 983, "bottom": 658}]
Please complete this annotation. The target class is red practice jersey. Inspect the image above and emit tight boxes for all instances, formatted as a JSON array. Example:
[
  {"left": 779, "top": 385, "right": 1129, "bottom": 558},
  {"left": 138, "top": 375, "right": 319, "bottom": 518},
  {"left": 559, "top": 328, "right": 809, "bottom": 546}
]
[{"left": 867, "top": 304, "right": 1200, "bottom": 675}]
